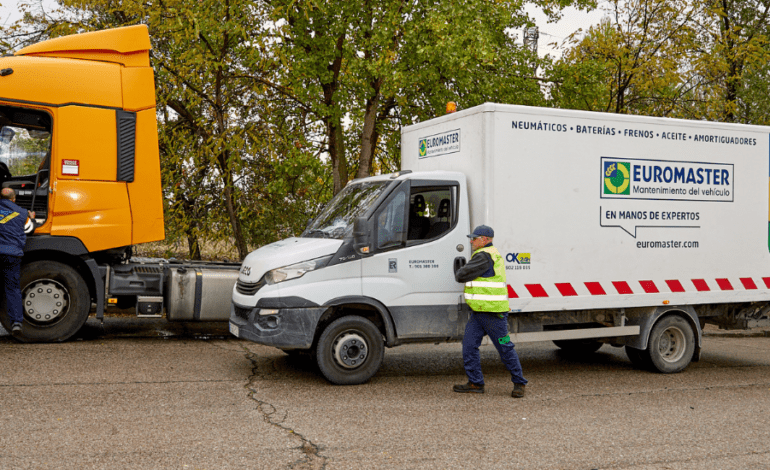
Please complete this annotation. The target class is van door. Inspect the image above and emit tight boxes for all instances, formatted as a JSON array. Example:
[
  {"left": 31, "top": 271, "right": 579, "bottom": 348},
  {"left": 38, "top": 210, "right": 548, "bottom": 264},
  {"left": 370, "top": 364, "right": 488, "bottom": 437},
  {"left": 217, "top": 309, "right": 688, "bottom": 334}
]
[{"left": 361, "top": 179, "right": 468, "bottom": 340}]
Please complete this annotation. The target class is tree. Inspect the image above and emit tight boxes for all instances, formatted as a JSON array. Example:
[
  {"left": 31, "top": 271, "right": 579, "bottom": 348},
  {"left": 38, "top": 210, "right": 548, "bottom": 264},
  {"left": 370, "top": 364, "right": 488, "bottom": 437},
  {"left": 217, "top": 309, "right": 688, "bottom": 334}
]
[
  {"left": 550, "top": 0, "right": 770, "bottom": 124},
  {"left": 549, "top": 0, "right": 698, "bottom": 116},
  {"left": 688, "top": 0, "right": 770, "bottom": 123},
  {"left": 269, "top": 0, "right": 590, "bottom": 194}
]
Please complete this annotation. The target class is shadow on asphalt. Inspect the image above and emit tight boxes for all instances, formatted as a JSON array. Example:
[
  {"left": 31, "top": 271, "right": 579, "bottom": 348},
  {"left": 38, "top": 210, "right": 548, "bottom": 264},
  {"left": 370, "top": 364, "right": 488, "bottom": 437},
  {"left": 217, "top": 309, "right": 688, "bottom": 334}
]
[{"left": 0, "top": 315, "right": 233, "bottom": 343}]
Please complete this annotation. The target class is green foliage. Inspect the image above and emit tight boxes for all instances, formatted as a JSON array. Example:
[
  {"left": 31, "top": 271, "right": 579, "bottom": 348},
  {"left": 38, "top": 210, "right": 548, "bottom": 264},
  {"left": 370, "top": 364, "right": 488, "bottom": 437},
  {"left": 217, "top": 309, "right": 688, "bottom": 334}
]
[
  {"left": 269, "top": 0, "right": 572, "bottom": 191},
  {"left": 549, "top": 0, "right": 770, "bottom": 124},
  {"left": 549, "top": 0, "right": 698, "bottom": 115}
]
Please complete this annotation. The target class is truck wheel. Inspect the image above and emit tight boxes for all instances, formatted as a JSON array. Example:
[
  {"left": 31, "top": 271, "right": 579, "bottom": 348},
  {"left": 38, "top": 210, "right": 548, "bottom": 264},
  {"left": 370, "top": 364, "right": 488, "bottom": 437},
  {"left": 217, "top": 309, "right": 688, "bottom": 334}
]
[
  {"left": 645, "top": 314, "right": 695, "bottom": 373},
  {"left": 316, "top": 316, "right": 384, "bottom": 385},
  {"left": 13, "top": 261, "right": 91, "bottom": 342},
  {"left": 552, "top": 339, "right": 603, "bottom": 354}
]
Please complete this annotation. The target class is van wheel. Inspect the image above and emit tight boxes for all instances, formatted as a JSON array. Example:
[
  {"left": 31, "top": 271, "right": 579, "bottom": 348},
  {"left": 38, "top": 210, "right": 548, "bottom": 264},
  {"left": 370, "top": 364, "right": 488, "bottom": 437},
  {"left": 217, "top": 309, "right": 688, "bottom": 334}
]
[
  {"left": 316, "top": 316, "right": 384, "bottom": 385},
  {"left": 553, "top": 339, "right": 603, "bottom": 354},
  {"left": 9, "top": 261, "right": 91, "bottom": 342},
  {"left": 644, "top": 315, "right": 695, "bottom": 373}
]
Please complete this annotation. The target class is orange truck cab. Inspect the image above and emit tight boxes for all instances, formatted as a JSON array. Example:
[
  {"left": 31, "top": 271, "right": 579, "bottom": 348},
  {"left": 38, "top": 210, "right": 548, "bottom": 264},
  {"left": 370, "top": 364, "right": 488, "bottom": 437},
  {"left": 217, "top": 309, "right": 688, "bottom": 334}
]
[{"left": 0, "top": 26, "right": 238, "bottom": 341}]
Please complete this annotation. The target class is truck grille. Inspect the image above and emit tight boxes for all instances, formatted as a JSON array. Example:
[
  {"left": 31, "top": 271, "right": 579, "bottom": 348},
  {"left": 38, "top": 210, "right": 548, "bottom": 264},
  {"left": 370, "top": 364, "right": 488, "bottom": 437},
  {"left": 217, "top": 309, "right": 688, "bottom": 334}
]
[{"left": 236, "top": 277, "right": 265, "bottom": 296}]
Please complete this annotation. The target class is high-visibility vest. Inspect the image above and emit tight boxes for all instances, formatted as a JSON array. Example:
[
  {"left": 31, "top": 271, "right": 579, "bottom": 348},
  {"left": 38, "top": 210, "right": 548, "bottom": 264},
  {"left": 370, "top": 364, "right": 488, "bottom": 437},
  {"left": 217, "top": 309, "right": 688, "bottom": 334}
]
[{"left": 464, "top": 246, "right": 509, "bottom": 313}]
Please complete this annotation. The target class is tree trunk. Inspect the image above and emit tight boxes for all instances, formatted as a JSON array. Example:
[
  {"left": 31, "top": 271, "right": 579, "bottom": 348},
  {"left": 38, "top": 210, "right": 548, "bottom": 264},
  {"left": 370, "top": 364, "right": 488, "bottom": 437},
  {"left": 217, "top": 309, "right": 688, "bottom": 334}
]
[
  {"left": 358, "top": 85, "right": 381, "bottom": 179},
  {"left": 323, "top": 33, "right": 348, "bottom": 195},
  {"left": 328, "top": 117, "right": 348, "bottom": 194},
  {"left": 186, "top": 229, "right": 201, "bottom": 260},
  {"left": 218, "top": 151, "right": 248, "bottom": 260}
]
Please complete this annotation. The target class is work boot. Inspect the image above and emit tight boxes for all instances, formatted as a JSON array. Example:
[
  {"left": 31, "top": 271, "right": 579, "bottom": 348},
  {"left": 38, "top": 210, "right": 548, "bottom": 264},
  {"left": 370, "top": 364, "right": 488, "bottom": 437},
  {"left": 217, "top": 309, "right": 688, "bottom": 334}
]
[
  {"left": 453, "top": 381, "right": 484, "bottom": 393},
  {"left": 511, "top": 383, "right": 526, "bottom": 398},
  {"left": 11, "top": 322, "right": 22, "bottom": 336}
]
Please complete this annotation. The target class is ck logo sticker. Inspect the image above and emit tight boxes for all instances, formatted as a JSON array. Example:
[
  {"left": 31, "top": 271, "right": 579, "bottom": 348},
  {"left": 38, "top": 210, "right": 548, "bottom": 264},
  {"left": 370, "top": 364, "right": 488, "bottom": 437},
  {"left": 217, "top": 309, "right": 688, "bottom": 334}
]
[{"left": 389, "top": 258, "right": 397, "bottom": 273}]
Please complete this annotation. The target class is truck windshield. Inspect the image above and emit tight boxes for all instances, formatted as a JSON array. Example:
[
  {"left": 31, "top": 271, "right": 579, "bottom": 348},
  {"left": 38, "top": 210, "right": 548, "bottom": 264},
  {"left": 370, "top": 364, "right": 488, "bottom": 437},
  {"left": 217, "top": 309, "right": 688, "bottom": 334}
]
[{"left": 303, "top": 181, "right": 390, "bottom": 239}]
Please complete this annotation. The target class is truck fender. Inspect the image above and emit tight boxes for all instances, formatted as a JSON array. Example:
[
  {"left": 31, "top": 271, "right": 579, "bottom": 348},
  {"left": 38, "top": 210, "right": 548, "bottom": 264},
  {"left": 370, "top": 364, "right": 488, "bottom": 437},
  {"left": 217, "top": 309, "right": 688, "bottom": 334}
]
[
  {"left": 624, "top": 305, "right": 702, "bottom": 355},
  {"left": 24, "top": 235, "right": 89, "bottom": 255},
  {"left": 323, "top": 296, "right": 398, "bottom": 347},
  {"left": 84, "top": 258, "right": 105, "bottom": 320}
]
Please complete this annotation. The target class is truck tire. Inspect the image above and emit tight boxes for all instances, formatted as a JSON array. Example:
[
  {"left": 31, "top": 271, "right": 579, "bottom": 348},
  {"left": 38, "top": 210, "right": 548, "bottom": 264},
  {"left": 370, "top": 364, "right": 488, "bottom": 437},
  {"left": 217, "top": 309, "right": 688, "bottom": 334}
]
[
  {"left": 316, "top": 316, "right": 384, "bottom": 385},
  {"left": 644, "top": 314, "right": 695, "bottom": 373},
  {"left": 10, "top": 261, "right": 91, "bottom": 342},
  {"left": 552, "top": 339, "right": 603, "bottom": 354}
]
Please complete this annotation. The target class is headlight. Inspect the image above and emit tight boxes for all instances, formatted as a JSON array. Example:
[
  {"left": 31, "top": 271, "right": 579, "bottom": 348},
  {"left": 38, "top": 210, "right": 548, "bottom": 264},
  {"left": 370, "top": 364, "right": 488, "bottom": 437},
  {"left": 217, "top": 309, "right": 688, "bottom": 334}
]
[{"left": 265, "top": 255, "right": 333, "bottom": 284}]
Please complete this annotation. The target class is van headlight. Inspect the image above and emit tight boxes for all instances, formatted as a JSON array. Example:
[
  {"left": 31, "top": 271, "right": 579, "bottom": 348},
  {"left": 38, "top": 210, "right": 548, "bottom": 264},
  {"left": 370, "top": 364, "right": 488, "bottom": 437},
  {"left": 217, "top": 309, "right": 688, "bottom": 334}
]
[{"left": 265, "top": 255, "right": 333, "bottom": 284}]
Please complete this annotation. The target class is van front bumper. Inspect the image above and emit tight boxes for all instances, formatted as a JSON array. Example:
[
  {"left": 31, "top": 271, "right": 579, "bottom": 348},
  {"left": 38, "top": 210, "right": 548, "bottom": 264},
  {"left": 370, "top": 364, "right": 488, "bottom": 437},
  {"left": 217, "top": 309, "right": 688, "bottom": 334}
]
[{"left": 229, "top": 302, "right": 326, "bottom": 349}]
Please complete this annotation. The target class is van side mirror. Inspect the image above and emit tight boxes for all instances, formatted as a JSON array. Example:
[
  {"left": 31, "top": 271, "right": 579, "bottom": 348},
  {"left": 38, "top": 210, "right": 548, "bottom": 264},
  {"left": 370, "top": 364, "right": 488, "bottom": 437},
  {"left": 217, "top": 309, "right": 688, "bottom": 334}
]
[{"left": 353, "top": 217, "right": 371, "bottom": 255}]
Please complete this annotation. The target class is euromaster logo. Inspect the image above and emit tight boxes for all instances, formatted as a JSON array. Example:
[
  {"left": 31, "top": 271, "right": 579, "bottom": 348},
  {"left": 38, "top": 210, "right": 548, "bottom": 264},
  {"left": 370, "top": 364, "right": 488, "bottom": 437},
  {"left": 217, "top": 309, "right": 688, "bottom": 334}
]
[
  {"left": 419, "top": 139, "right": 427, "bottom": 157},
  {"left": 604, "top": 161, "right": 630, "bottom": 195},
  {"left": 417, "top": 129, "right": 460, "bottom": 159},
  {"left": 600, "top": 156, "right": 734, "bottom": 202}
]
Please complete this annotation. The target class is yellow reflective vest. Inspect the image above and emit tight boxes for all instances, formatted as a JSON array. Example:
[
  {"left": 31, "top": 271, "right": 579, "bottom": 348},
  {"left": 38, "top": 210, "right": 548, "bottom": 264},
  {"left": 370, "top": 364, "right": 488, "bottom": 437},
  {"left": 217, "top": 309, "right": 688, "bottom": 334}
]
[{"left": 463, "top": 246, "right": 509, "bottom": 313}]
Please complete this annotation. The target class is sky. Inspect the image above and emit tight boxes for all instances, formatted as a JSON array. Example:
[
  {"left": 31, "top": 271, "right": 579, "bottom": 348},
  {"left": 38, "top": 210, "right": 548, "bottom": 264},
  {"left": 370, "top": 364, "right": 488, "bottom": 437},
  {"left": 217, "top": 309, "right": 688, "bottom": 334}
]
[
  {"left": 0, "top": 0, "right": 606, "bottom": 58},
  {"left": 525, "top": 4, "right": 607, "bottom": 58}
]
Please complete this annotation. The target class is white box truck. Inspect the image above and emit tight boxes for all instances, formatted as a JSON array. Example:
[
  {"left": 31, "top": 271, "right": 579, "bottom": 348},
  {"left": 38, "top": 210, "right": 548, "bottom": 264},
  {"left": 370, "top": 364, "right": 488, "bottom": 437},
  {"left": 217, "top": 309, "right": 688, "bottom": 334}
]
[{"left": 230, "top": 103, "right": 770, "bottom": 384}]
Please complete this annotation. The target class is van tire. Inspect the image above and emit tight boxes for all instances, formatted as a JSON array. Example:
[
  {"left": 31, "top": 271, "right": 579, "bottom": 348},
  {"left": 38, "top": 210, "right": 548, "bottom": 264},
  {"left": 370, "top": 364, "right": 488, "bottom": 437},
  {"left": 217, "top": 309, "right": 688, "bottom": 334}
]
[
  {"left": 644, "top": 314, "right": 695, "bottom": 373},
  {"left": 5, "top": 261, "right": 91, "bottom": 343},
  {"left": 316, "top": 316, "right": 384, "bottom": 385}
]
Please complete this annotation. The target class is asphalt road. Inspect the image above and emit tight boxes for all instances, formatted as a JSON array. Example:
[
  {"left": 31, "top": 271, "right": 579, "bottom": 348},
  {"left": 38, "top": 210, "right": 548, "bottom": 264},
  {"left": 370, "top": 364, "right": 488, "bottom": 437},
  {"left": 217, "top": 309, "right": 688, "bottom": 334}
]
[{"left": 1, "top": 318, "right": 769, "bottom": 469}]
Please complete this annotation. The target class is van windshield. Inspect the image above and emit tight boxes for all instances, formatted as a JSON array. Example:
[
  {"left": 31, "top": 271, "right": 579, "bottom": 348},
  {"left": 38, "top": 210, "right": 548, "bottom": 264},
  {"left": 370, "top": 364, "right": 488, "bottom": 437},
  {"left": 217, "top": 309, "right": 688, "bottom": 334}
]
[{"left": 302, "top": 181, "right": 390, "bottom": 239}]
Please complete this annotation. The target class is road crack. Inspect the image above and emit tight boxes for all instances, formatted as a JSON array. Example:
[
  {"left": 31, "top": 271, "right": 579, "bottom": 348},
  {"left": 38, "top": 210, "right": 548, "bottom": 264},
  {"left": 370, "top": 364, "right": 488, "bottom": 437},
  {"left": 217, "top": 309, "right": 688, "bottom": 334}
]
[{"left": 242, "top": 346, "right": 327, "bottom": 470}]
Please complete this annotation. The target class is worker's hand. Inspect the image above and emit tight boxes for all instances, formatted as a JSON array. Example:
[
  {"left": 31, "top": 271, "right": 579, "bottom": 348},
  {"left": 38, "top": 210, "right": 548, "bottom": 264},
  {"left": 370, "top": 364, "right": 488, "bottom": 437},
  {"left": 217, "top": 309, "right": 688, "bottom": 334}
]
[
  {"left": 454, "top": 256, "right": 466, "bottom": 274},
  {"left": 29, "top": 211, "right": 36, "bottom": 219},
  {"left": 24, "top": 217, "right": 36, "bottom": 234}
]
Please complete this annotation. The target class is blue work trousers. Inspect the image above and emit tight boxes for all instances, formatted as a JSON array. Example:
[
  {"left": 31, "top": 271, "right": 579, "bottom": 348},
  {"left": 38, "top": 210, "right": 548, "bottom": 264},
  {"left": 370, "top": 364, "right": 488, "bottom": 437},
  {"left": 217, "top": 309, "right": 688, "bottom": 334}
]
[
  {"left": 462, "top": 312, "right": 527, "bottom": 386},
  {"left": 0, "top": 254, "right": 23, "bottom": 324}
]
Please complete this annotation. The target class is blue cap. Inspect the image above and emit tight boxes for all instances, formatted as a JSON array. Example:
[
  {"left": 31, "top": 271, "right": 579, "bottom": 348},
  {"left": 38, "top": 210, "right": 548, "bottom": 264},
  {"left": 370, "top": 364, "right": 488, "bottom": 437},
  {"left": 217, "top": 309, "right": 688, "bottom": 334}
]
[{"left": 468, "top": 225, "right": 494, "bottom": 238}]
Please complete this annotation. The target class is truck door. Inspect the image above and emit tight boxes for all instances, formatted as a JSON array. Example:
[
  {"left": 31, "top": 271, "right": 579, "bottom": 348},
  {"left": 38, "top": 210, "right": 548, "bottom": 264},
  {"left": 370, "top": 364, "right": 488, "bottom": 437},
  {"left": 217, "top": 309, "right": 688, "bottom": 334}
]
[
  {"left": 362, "top": 179, "right": 468, "bottom": 340},
  {"left": 0, "top": 106, "right": 52, "bottom": 224}
]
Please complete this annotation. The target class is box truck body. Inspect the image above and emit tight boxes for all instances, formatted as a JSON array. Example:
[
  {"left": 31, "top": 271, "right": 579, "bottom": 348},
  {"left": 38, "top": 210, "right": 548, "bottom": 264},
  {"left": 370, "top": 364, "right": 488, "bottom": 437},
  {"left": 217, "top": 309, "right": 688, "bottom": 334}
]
[
  {"left": 402, "top": 103, "right": 770, "bottom": 312},
  {"left": 230, "top": 103, "right": 770, "bottom": 384}
]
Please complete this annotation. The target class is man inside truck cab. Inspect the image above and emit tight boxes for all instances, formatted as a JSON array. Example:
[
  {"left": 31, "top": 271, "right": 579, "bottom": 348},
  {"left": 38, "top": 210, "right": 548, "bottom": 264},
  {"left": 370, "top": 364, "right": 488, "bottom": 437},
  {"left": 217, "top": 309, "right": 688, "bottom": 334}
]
[
  {"left": 453, "top": 225, "right": 528, "bottom": 398},
  {"left": 0, "top": 188, "right": 34, "bottom": 336}
]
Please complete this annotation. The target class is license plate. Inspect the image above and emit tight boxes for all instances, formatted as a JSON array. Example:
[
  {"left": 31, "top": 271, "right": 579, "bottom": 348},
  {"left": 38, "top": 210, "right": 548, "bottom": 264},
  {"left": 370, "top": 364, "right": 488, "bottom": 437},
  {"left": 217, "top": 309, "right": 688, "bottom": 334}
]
[{"left": 229, "top": 322, "right": 239, "bottom": 337}]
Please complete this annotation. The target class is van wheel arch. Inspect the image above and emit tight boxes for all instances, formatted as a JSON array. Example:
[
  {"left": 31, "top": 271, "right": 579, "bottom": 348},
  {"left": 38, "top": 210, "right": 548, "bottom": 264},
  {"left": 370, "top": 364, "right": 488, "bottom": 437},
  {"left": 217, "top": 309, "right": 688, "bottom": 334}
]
[
  {"left": 624, "top": 305, "right": 702, "bottom": 351},
  {"left": 627, "top": 311, "right": 699, "bottom": 373},
  {"left": 315, "top": 297, "right": 397, "bottom": 348}
]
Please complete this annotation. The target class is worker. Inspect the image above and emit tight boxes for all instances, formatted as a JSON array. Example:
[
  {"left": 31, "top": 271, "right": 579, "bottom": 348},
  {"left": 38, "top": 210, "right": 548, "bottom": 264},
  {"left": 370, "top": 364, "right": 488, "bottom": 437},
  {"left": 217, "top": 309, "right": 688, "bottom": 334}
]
[
  {"left": 453, "top": 225, "right": 528, "bottom": 398},
  {"left": 0, "top": 187, "right": 34, "bottom": 336}
]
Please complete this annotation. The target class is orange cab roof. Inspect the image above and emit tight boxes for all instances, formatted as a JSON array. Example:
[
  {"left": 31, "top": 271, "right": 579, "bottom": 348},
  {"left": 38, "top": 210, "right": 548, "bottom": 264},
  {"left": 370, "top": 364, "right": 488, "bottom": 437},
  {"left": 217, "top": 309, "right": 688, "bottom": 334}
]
[{"left": 15, "top": 25, "right": 151, "bottom": 67}]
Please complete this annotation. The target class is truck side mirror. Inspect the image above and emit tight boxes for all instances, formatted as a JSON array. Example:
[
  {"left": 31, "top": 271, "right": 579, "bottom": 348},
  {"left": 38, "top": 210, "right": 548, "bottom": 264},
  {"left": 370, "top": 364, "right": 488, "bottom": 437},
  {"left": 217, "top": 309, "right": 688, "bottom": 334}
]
[{"left": 353, "top": 217, "right": 371, "bottom": 255}]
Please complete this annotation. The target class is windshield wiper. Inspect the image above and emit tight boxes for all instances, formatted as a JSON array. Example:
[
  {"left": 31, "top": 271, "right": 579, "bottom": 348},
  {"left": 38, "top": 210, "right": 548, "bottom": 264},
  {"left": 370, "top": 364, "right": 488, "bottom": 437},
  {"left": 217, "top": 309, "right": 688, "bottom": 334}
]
[{"left": 304, "top": 229, "right": 331, "bottom": 239}]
